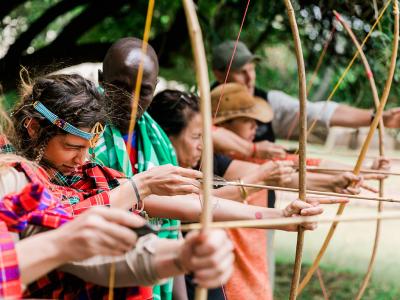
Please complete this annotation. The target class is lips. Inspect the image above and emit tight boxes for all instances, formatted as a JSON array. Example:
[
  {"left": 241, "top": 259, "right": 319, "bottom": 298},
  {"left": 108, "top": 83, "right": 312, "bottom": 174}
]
[{"left": 62, "top": 165, "right": 77, "bottom": 173}]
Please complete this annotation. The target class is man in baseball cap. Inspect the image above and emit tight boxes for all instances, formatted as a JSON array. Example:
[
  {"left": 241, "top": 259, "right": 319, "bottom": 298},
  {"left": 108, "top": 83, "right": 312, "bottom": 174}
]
[{"left": 211, "top": 40, "right": 400, "bottom": 143}]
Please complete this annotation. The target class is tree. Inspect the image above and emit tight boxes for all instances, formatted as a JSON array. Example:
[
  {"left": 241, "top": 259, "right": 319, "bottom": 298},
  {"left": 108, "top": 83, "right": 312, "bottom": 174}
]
[{"left": 0, "top": 0, "right": 399, "bottom": 110}]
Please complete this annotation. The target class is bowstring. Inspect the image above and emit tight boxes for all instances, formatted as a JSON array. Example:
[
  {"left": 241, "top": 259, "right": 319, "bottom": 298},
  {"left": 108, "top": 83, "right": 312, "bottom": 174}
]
[
  {"left": 307, "top": 0, "right": 391, "bottom": 148},
  {"left": 293, "top": 0, "right": 391, "bottom": 155}
]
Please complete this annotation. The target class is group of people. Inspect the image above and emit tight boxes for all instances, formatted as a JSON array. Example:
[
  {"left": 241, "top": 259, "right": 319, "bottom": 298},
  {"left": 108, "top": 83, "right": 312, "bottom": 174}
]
[{"left": 0, "top": 36, "right": 396, "bottom": 300}]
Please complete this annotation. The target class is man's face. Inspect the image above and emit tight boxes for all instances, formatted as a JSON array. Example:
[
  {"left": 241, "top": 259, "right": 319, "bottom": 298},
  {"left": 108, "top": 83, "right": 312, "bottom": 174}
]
[
  {"left": 225, "top": 62, "right": 256, "bottom": 95},
  {"left": 44, "top": 132, "right": 90, "bottom": 175},
  {"left": 104, "top": 49, "right": 158, "bottom": 119}
]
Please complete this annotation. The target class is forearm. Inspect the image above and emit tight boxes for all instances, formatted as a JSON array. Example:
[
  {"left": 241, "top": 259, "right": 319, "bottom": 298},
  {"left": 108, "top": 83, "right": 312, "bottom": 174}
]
[
  {"left": 109, "top": 179, "right": 140, "bottom": 210},
  {"left": 60, "top": 234, "right": 165, "bottom": 287},
  {"left": 145, "top": 194, "right": 284, "bottom": 226},
  {"left": 284, "top": 172, "right": 337, "bottom": 192},
  {"left": 212, "top": 166, "right": 265, "bottom": 201},
  {"left": 213, "top": 127, "right": 252, "bottom": 157},
  {"left": 16, "top": 230, "right": 66, "bottom": 285},
  {"left": 330, "top": 104, "right": 372, "bottom": 127}
]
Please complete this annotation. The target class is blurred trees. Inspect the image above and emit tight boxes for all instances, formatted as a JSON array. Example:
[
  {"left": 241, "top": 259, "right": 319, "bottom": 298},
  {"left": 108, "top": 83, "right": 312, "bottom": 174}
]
[{"left": 0, "top": 0, "right": 399, "bottom": 110}]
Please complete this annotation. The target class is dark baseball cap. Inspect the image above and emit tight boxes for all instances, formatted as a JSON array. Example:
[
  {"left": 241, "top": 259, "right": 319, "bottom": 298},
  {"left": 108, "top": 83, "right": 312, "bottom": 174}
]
[{"left": 212, "top": 40, "right": 261, "bottom": 71}]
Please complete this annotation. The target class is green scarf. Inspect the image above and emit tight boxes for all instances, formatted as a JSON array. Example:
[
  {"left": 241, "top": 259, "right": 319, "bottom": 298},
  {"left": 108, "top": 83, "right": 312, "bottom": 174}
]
[{"left": 94, "top": 112, "right": 179, "bottom": 300}]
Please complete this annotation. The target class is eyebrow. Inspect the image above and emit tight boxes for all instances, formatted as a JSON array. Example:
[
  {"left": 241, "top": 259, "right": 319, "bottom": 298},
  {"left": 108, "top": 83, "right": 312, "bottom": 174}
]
[{"left": 64, "top": 142, "right": 86, "bottom": 149}]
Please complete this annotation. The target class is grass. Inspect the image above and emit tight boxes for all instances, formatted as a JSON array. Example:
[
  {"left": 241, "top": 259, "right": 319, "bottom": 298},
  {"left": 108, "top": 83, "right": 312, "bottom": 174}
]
[{"left": 275, "top": 262, "right": 400, "bottom": 299}]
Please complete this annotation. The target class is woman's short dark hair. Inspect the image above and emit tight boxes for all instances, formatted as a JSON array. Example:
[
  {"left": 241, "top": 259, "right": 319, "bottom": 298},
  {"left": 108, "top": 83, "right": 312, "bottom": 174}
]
[
  {"left": 148, "top": 89, "right": 199, "bottom": 137},
  {"left": 10, "top": 73, "right": 108, "bottom": 160}
]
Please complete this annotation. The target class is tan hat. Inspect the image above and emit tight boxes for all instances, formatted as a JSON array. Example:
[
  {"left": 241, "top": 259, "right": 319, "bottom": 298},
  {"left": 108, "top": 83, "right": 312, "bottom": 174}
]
[{"left": 211, "top": 83, "right": 273, "bottom": 124}]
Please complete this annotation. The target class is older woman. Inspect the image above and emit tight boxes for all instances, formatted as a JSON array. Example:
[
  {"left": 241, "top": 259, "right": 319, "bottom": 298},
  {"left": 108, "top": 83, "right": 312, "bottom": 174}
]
[{"left": 148, "top": 89, "right": 354, "bottom": 300}]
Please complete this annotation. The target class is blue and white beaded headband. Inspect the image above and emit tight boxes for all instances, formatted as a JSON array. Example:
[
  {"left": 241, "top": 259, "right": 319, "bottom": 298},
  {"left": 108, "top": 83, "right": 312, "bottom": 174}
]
[{"left": 33, "top": 101, "right": 104, "bottom": 147}]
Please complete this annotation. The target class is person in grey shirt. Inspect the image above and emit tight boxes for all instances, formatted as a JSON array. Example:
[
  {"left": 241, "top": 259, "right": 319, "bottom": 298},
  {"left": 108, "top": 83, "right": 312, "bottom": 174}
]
[
  {"left": 211, "top": 40, "right": 400, "bottom": 143},
  {"left": 210, "top": 40, "right": 400, "bottom": 294}
]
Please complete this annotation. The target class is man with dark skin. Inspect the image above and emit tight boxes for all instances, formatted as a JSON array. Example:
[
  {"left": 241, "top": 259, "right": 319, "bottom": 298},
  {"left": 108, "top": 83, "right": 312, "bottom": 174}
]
[
  {"left": 99, "top": 37, "right": 159, "bottom": 132},
  {"left": 98, "top": 37, "right": 189, "bottom": 300}
]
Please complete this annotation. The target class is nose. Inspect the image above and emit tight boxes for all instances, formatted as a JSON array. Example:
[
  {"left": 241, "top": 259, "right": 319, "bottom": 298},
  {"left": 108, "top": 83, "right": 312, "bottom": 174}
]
[{"left": 73, "top": 149, "right": 87, "bottom": 166}]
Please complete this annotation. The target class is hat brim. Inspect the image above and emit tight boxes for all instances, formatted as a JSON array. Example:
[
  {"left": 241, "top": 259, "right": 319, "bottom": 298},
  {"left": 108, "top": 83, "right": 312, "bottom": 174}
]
[
  {"left": 231, "top": 54, "right": 261, "bottom": 71},
  {"left": 214, "top": 97, "right": 273, "bottom": 124}
]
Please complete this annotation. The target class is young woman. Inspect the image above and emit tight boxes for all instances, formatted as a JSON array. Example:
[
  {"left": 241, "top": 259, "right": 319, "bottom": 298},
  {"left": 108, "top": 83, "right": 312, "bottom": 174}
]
[{"left": 4, "top": 74, "right": 235, "bottom": 299}]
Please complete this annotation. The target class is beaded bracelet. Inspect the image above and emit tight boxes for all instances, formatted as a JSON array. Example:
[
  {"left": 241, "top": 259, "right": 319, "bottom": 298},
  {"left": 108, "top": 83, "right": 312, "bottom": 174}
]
[{"left": 129, "top": 177, "right": 144, "bottom": 212}]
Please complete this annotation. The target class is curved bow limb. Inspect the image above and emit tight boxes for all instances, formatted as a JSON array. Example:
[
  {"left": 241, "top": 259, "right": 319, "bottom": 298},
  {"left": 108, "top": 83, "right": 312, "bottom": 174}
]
[
  {"left": 333, "top": 10, "right": 387, "bottom": 299},
  {"left": 282, "top": 1, "right": 308, "bottom": 299},
  {"left": 298, "top": 0, "right": 399, "bottom": 295},
  {"left": 182, "top": 1, "right": 214, "bottom": 300}
]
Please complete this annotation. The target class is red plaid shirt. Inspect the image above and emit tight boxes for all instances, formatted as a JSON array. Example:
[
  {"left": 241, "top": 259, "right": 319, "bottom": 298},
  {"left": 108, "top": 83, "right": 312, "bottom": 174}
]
[
  {"left": 0, "top": 162, "right": 73, "bottom": 299},
  {"left": 1, "top": 139, "right": 150, "bottom": 299}
]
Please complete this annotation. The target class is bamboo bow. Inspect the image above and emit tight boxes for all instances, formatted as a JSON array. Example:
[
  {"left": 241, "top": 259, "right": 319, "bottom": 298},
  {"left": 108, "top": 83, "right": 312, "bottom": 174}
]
[
  {"left": 297, "top": 0, "right": 399, "bottom": 294},
  {"left": 333, "top": 10, "right": 386, "bottom": 299},
  {"left": 281, "top": 1, "right": 308, "bottom": 299},
  {"left": 182, "top": 1, "right": 214, "bottom": 299}
]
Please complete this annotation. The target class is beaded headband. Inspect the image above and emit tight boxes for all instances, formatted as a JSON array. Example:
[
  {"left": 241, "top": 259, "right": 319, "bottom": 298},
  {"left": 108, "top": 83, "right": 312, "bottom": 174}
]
[{"left": 33, "top": 101, "right": 104, "bottom": 147}]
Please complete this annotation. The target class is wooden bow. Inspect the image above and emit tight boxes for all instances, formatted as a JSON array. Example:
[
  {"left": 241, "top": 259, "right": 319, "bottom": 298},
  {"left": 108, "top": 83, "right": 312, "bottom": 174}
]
[
  {"left": 333, "top": 10, "right": 386, "bottom": 299},
  {"left": 298, "top": 0, "right": 399, "bottom": 294},
  {"left": 282, "top": 1, "right": 308, "bottom": 299},
  {"left": 182, "top": 1, "right": 214, "bottom": 299}
]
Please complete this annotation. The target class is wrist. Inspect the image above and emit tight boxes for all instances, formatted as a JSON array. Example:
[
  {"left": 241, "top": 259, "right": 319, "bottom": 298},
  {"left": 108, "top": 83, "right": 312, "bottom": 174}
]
[
  {"left": 131, "top": 173, "right": 151, "bottom": 199},
  {"left": 280, "top": 208, "right": 288, "bottom": 218},
  {"left": 251, "top": 143, "right": 257, "bottom": 158},
  {"left": 46, "top": 229, "right": 72, "bottom": 265}
]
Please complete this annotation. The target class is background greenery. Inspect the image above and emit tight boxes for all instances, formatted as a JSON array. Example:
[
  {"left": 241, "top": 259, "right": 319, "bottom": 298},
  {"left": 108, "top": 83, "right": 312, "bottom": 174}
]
[{"left": 1, "top": 0, "right": 400, "bottom": 112}]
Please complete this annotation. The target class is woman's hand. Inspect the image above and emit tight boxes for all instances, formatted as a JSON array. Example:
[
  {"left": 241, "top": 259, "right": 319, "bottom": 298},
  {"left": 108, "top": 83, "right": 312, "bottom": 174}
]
[
  {"left": 281, "top": 196, "right": 348, "bottom": 231},
  {"left": 134, "top": 164, "right": 202, "bottom": 198},
  {"left": 331, "top": 172, "right": 385, "bottom": 194},
  {"left": 370, "top": 156, "right": 391, "bottom": 171},
  {"left": 177, "top": 230, "right": 234, "bottom": 288},
  {"left": 259, "top": 161, "right": 295, "bottom": 186},
  {"left": 254, "top": 140, "right": 287, "bottom": 159},
  {"left": 55, "top": 207, "right": 146, "bottom": 262}
]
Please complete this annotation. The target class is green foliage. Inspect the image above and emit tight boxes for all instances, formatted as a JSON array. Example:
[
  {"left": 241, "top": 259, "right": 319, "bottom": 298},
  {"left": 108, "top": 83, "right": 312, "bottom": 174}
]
[
  {"left": 2, "top": 0, "right": 400, "bottom": 111},
  {"left": 275, "top": 262, "right": 400, "bottom": 299}
]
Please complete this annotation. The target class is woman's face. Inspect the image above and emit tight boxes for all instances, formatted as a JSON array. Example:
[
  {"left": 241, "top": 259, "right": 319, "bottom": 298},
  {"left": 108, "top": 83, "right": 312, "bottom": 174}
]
[
  {"left": 221, "top": 117, "right": 257, "bottom": 142},
  {"left": 44, "top": 131, "right": 90, "bottom": 175},
  {"left": 170, "top": 113, "right": 203, "bottom": 169}
]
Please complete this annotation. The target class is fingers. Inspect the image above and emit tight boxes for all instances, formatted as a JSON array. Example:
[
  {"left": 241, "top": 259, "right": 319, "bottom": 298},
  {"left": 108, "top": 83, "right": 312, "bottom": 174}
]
[
  {"left": 187, "top": 230, "right": 235, "bottom": 288},
  {"left": 299, "top": 206, "right": 324, "bottom": 216},
  {"left": 307, "top": 196, "right": 349, "bottom": 205},
  {"left": 283, "top": 200, "right": 314, "bottom": 217},
  {"left": 85, "top": 207, "right": 146, "bottom": 228},
  {"left": 362, "top": 173, "right": 387, "bottom": 180},
  {"left": 194, "top": 253, "right": 234, "bottom": 288},
  {"left": 360, "top": 183, "right": 378, "bottom": 193},
  {"left": 343, "top": 186, "right": 361, "bottom": 195},
  {"left": 372, "top": 157, "right": 391, "bottom": 171},
  {"left": 176, "top": 166, "right": 203, "bottom": 179},
  {"left": 84, "top": 214, "right": 139, "bottom": 250}
]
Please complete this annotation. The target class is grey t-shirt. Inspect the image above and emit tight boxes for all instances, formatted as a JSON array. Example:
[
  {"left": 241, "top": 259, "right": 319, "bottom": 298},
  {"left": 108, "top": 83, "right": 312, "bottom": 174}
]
[{"left": 267, "top": 90, "right": 338, "bottom": 142}]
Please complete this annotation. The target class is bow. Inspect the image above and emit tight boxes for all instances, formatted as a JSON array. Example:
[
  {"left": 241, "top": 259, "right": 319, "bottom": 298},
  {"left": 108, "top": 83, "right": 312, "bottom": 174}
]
[
  {"left": 298, "top": 0, "right": 399, "bottom": 294},
  {"left": 182, "top": 1, "right": 214, "bottom": 299},
  {"left": 282, "top": 1, "right": 308, "bottom": 299},
  {"left": 333, "top": 10, "right": 386, "bottom": 299}
]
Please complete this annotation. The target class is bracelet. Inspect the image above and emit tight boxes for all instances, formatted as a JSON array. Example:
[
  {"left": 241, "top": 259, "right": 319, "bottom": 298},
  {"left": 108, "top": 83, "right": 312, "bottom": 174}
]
[
  {"left": 238, "top": 179, "right": 248, "bottom": 204},
  {"left": 129, "top": 177, "right": 144, "bottom": 212},
  {"left": 251, "top": 143, "right": 257, "bottom": 158}
]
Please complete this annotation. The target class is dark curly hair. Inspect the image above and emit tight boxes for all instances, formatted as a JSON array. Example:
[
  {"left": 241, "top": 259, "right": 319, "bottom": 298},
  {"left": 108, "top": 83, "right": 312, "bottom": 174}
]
[
  {"left": 10, "top": 73, "right": 108, "bottom": 161},
  {"left": 148, "top": 89, "right": 200, "bottom": 137}
]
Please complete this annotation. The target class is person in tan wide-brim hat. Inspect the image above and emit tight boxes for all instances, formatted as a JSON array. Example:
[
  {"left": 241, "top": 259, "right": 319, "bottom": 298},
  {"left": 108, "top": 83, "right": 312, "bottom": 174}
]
[{"left": 211, "top": 82, "right": 273, "bottom": 142}]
